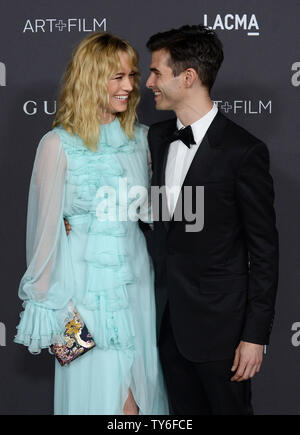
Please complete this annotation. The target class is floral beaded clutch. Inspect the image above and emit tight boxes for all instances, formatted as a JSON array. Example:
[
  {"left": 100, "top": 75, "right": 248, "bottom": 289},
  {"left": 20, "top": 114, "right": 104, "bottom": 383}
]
[{"left": 50, "top": 308, "right": 96, "bottom": 366}]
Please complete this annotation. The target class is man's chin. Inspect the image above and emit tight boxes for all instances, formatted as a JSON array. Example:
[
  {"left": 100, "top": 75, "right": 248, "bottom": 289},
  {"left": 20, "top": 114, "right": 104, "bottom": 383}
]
[{"left": 155, "top": 102, "right": 169, "bottom": 111}]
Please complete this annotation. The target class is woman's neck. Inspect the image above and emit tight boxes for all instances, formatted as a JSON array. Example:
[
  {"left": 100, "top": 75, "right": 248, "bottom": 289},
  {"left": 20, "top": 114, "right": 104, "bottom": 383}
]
[{"left": 99, "top": 111, "right": 116, "bottom": 125}]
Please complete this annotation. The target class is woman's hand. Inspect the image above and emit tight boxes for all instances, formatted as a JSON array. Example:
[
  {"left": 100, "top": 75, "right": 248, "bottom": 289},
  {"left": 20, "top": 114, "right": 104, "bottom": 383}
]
[{"left": 64, "top": 218, "right": 71, "bottom": 236}]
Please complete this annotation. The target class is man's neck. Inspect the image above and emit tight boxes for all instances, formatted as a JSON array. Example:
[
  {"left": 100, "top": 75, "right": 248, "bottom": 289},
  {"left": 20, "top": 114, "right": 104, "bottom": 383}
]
[{"left": 175, "top": 94, "right": 214, "bottom": 127}]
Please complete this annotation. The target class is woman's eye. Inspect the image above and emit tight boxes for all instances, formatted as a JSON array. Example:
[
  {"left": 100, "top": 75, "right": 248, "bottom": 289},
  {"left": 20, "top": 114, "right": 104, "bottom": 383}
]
[{"left": 113, "top": 73, "right": 136, "bottom": 80}]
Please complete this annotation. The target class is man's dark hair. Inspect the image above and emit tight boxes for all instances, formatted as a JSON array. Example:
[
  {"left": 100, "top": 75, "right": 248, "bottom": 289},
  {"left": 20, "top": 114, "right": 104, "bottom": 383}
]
[{"left": 146, "top": 24, "right": 224, "bottom": 91}]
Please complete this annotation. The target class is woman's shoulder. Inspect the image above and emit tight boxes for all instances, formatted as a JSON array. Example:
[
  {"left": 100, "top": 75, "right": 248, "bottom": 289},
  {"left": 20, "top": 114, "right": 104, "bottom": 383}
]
[
  {"left": 32, "top": 130, "right": 67, "bottom": 166},
  {"left": 134, "top": 122, "right": 149, "bottom": 146},
  {"left": 37, "top": 130, "right": 62, "bottom": 153},
  {"left": 36, "top": 127, "right": 85, "bottom": 161},
  {"left": 135, "top": 122, "right": 149, "bottom": 136},
  {"left": 52, "top": 125, "right": 77, "bottom": 144},
  {"left": 51, "top": 126, "right": 86, "bottom": 154}
]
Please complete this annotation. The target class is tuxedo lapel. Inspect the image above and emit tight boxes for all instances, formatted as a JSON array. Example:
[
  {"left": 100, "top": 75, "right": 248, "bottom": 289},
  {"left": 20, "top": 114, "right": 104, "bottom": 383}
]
[
  {"left": 158, "top": 119, "right": 177, "bottom": 187},
  {"left": 153, "top": 112, "right": 229, "bottom": 230},
  {"left": 160, "top": 140, "right": 171, "bottom": 187},
  {"left": 171, "top": 111, "right": 229, "bottom": 221},
  {"left": 183, "top": 111, "right": 229, "bottom": 186},
  {"left": 159, "top": 139, "right": 172, "bottom": 231},
  {"left": 181, "top": 134, "right": 217, "bottom": 186},
  {"left": 152, "top": 119, "right": 176, "bottom": 231},
  {"left": 170, "top": 134, "right": 214, "bottom": 223},
  {"left": 151, "top": 118, "right": 176, "bottom": 230}
]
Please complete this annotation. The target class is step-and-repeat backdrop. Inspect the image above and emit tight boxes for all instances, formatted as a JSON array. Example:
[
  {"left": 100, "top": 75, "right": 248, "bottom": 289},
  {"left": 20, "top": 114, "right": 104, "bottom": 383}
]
[{"left": 0, "top": 0, "right": 299, "bottom": 415}]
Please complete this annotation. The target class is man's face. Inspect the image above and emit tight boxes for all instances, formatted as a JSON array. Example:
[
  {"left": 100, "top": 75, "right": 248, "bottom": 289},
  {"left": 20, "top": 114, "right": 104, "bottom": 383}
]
[{"left": 146, "top": 49, "right": 184, "bottom": 111}]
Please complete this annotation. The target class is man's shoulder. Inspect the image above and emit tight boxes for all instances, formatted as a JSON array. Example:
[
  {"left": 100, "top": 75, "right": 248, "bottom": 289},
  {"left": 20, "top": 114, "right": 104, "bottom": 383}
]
[
  {"left": 148, "top": 118, "right": 177, "bottom": 137},
  {"left": 221, "top": 113, "right": 264, "bottom": 148}
]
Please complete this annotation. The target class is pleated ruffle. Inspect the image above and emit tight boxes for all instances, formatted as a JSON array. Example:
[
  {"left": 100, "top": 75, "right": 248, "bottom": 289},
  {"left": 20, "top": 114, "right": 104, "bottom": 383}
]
[
  {"left": 54, "top": 120, "right": 138, "bottom": 352},
  {"left": 14, "top": 301, "right": 71, "bottom": 354}
]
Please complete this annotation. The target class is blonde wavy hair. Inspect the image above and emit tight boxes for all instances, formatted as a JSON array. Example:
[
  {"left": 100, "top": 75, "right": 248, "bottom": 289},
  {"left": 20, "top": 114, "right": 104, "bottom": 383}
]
[{"left": 53, "top": 32, "right": 140, "bottom": 150}]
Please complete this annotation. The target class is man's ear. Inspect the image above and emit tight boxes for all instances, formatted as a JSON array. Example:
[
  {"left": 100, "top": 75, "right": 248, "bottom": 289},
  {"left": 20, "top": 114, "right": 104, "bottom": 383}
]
[{"left": 184, "top": 68, "right": 198, "bottom": 87}]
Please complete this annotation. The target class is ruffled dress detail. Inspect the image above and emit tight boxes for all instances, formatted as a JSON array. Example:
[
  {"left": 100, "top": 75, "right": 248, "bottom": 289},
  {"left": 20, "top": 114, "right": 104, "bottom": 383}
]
[
  {"left": 15, "top": 301, "right": 67, "bottom": 354},
  {"left": 56, "top": 123, "right": 138, "bottom": 352}
]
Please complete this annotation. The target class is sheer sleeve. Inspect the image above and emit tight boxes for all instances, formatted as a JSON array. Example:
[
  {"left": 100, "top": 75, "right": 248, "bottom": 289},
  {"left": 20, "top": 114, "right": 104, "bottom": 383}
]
[{"left": 14, "top": 132, "right": 74, "bottom": 354}]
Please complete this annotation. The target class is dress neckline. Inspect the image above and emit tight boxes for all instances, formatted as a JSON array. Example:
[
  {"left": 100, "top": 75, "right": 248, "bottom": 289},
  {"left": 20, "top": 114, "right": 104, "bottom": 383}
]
[{"left": 55, "top": 117, "right": 136, "bottom": 155}]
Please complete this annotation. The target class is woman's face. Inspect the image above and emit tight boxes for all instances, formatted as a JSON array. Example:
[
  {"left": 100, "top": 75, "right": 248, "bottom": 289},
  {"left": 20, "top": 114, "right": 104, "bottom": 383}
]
[{"left": 106, "top": 51, "right": 137, "bottom": 116}]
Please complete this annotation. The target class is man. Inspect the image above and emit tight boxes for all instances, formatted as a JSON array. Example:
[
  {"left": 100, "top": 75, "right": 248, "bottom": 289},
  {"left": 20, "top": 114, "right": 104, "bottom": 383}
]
[{"left": 145, "top": 25, "right": 279, "bottom": 415}]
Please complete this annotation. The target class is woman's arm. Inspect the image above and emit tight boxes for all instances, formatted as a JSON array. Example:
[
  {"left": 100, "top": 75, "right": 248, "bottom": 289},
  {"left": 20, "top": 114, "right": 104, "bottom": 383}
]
[{"left": 15, "top": 131, "right": 74, "bottom": 353}]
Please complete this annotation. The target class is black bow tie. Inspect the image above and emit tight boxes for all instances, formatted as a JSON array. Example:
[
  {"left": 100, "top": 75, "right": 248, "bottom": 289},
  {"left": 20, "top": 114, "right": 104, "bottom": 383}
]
[{"left": 168, "top": 125, "right": 196, "bottom": 148}]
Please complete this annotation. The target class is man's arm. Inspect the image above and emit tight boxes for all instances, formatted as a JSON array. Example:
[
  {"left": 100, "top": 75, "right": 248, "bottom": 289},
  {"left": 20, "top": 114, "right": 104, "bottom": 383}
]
[{"left": 231, "top": 141, "right": 279, "bottom": 381}]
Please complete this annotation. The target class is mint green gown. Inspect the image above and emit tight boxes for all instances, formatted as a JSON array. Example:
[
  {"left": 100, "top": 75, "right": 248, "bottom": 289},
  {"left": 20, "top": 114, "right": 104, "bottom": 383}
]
[{"left": 14, "top": 118, "right": 168, "bottom": 415}]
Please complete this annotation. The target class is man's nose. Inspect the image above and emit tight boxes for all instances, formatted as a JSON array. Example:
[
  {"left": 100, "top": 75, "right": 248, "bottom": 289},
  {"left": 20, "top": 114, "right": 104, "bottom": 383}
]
[{"left": 146, "top": 74, "right": 154, "bottom": 89}]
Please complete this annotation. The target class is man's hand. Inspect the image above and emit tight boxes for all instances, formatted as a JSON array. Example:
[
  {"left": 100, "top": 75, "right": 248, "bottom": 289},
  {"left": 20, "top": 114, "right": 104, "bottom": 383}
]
[
  {"left": 231, "top": 341, "right": 263, "bottom": 382},
  {"left": 64, "top": 218, "right": 71, "bottom": 236}
]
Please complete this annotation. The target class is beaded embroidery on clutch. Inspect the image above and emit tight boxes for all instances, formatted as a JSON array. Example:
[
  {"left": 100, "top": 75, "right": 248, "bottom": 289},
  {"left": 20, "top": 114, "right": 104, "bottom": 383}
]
[{"left": 50, "top": 309, "right": 96, "bottom": 366}]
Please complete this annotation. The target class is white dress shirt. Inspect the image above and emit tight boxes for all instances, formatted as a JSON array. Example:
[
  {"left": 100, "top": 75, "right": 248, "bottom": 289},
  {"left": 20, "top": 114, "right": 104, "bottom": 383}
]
[{"left": 165, "top": 103, "right": 218, "bottom": 216}]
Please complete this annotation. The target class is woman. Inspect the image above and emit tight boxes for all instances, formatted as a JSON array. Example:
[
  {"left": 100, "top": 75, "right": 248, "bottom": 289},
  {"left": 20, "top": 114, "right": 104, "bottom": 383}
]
[{"left": 14, "top": 32, "right": 168, "bottom": 415}]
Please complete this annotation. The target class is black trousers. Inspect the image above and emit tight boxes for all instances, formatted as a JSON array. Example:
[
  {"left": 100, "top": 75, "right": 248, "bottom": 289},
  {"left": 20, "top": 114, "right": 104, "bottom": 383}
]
[{"left": 159, "top": 306, "right": 253, "bottom": 415}]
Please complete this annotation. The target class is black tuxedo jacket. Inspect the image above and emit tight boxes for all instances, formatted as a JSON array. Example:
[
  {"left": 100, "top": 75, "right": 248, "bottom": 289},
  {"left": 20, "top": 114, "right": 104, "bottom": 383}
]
[{"left": 148, "top": 111, "right": 279, "bottom": 363}]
